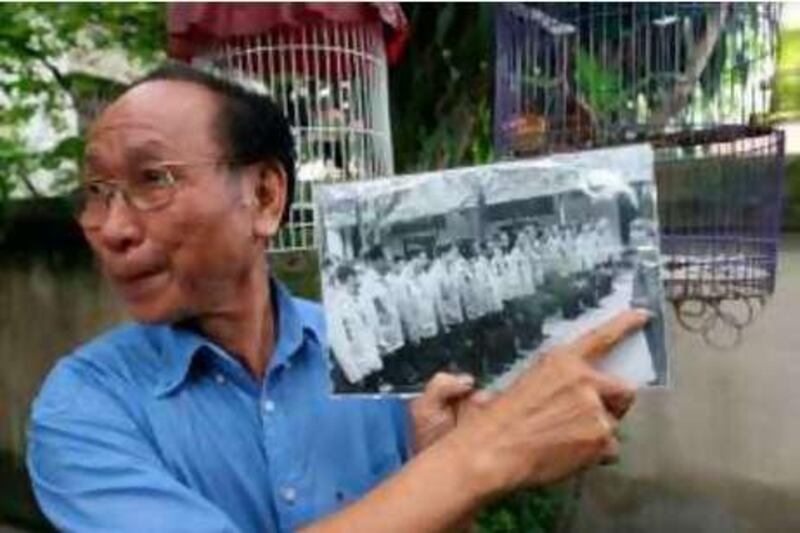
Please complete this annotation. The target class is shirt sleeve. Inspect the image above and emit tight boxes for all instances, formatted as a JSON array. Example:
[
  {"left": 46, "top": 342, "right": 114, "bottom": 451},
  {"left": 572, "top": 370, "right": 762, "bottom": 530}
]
[{"left": 27, "top": 359, "right": 242, "bottom": 533}]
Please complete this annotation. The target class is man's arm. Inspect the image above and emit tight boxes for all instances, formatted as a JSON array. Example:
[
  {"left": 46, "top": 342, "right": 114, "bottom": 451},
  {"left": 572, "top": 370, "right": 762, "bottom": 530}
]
[
  {"left": 301, "top": 310, "right": 646, "bottom": 533},
  {"left": 29, "top": 311, "right": 644, "bottom": 533},
  {"left": 27, "top": 360, "right": 241, "bottom": 533}
]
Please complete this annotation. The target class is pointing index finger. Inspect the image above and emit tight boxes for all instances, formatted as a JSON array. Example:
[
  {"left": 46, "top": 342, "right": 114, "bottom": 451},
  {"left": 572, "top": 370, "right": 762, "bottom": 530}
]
[{"left": 569, "top": 309, "right": 651, "bottom": 362}]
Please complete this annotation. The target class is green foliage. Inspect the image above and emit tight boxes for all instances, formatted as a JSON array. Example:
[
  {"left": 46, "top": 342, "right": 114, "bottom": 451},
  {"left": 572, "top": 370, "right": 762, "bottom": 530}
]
[
  {"left": 773, "top": 29, "right": 800, "bottom": 122},
  {"left": 477, "top": 486, "right": 577, "bottom": 533},
  {"left": 563, "top": 3, "right": 770, "bottom": 129},
  {"left": 773, "top": 27, "right": 800, "bottom": 231},
  {"left": 390, "top": 3, "right": 495, "bottom": 173},
  {"left": 0, "top": 3, "right": 165, "bottom": 205},
  {"left": 575, "top": 50, "right": 626, "bottom": 120}
]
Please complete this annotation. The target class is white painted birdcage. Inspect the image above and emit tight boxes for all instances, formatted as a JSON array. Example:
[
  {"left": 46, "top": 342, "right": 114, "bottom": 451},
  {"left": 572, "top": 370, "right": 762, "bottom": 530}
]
[{"left": 195, "top": 22, "right": 395, "bottom": 252}]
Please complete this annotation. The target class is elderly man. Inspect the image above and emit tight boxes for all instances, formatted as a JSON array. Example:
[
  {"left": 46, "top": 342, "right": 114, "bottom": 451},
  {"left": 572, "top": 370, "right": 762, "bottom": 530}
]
[{"left": 27, "top": 63, "right": 647, "bottom": 533}]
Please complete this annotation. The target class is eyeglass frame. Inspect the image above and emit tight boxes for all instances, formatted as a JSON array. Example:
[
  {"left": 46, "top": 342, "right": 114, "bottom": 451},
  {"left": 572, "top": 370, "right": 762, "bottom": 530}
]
[{"left": 73, "top": 159, "right": 237, "bottom": 229}]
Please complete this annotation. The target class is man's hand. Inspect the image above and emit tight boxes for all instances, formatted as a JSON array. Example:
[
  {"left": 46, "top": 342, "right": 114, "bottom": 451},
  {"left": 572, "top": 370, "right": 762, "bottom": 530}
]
[
  {"left": 301, "top": 311, "right": 649, "bottom": 533},
  {"left": 411, "top": 373, "right": 476, "bottom": 453},
  {"left": 446, "top": 309, "right": 649, "bottom": 500},
  {"left": 411, "top": 373, "right": 494, "bottom": 533}
]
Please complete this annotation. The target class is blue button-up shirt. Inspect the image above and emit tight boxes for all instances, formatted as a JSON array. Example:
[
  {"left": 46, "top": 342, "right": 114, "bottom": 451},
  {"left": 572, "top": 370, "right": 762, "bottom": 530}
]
[{"left": 27, "top": 282, "right": 412, "bottom": 532}]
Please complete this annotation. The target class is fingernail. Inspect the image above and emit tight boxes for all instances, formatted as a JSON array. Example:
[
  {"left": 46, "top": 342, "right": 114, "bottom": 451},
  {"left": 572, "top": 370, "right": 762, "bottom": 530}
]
[{"left": 457, "top": 374, "right": 475, "bottom": 387}]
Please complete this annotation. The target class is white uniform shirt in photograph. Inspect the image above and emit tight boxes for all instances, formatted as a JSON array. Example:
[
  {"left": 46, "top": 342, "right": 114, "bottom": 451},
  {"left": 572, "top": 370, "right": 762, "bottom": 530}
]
[
  {"left": 454, "top": 256, "right": 484, "bottom": 321},
  {"left": 576, "top": 230, "right": 595, "bottom": 272},
  {"left": 597, "top": 221, "right": 620, "bottom": 262},
  {"left": 358, "top": 268, "right": 405, "bottom": 356},
  {"left": 509, "top": 244, "right": 536, "bottom": 298},
  {"left": 489, "top": 250, "right": 514, "bottom": 304},
  {"left": 528, "top": 241, "right": 546, "bottom": 286},
  {"left": 518, "top": 232, "right": 541, "bottom": 289},
  {"left": 430, "top": 258, "right": 465, "bottom": 329},
  {"left": 499, "top": 248, "right": 525, "bottom": 301},
  {"left": 475, "top": 255, "right": 504, "bottom": 315},
  {"left": 558, "top": 233, "right": 581, "bottom": 275},
  {"left": 385, "top": 269, "right": 416, "bottom": 343},
  {"left": 407, "top": 267, "right": 440, "bottom": 341},
  {"left": 585, "top": 226, "right": 602, "bottom": 267},
  {"left": 542, "top": 235, "right": 562, "bottom": 276},
  {"left": 326, "top": 285, "right": 383, "bottom": 383}
]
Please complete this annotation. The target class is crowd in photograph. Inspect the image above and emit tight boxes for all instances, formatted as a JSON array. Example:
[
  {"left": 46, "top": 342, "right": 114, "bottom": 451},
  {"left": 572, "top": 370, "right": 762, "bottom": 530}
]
[{"left": 323, "top": 219, "right": 624, "bottom": 393}]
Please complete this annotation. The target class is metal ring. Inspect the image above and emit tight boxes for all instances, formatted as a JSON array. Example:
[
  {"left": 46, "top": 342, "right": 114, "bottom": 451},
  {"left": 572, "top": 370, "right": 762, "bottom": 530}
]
[
  {"left": 715, "top": 298, "right": 755, "bottom": 329},
  {"left": 701, "top": 308, "right": 743, "bottom": 350},
  {"left": 674, "top": 298, "right": 710, "bottom": 333}
]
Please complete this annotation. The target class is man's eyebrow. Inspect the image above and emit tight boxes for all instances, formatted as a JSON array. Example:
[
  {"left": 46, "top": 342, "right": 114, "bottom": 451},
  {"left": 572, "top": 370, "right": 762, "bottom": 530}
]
[
  {"left": 84, "top": 139, "right": 169, "bottom": 168},
  {"left": 125, "top": 143, "right": 168, "bottom": 166}
]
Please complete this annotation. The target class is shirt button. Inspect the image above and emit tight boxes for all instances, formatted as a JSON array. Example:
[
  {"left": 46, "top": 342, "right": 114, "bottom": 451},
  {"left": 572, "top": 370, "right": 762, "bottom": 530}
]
[
  {"left": 215, "top": 373, "right": 226, "bottom": 385},
  {"left": 280, "top": 486, "right": 296, "bottom": 504},
  {"left": 263, "top": 399, "right": 276, "bottom": 413}
]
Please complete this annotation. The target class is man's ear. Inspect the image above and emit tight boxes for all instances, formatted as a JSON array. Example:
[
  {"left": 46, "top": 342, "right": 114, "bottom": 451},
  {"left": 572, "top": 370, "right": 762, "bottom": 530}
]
[{"left": 251, "top": 160, "right": 288, "bottom": 239}]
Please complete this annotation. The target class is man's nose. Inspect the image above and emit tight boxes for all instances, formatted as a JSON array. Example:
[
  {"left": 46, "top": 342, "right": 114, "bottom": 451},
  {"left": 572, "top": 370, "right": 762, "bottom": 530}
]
[{"left": 97, "top": 192, "right": 143, "bottom": 252}]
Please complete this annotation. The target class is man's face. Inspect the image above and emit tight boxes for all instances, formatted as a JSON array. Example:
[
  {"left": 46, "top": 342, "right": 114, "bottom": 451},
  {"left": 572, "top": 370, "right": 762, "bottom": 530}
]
[
  {"left": 82, "top": 80, "right": 266, "bottom": 323},
  {"left": 374, "top": 257, "right": 389, "bottom": 275},
  {"left": 414, "top": 253, "right": 428, "bottom": 271},
  {"left": 440, "top": 249, "right": 451, "bottom": 265}
]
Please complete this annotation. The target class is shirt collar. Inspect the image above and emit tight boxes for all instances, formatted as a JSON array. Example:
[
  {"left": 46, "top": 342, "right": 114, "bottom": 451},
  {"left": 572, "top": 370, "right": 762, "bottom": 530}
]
[
  {"left": 268, "top": 278, "right": 314, "bottom": 374},
  {"left": 152, "top": 324, "right": 213, "bottom": 397},
  {"left": 152, "top": 278, "right": 319, "bottom": 397}
]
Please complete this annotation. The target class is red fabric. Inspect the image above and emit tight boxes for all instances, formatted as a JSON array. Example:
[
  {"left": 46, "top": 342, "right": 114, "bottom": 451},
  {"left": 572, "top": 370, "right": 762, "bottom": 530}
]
[{"left": 168, "top": 3, "right": 408, "bottom": 65}]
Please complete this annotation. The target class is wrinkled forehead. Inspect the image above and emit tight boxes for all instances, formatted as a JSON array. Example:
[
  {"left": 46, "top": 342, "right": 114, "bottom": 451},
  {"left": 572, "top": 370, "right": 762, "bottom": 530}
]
[{"left": 85, "top": 80, "right": 223, "bottom": 167}]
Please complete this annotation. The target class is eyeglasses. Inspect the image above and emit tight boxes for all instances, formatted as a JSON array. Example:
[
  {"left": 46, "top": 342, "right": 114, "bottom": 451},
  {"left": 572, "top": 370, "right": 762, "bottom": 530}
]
[{"left": 73, "top": 159, "right": 230, "bottom": 229}]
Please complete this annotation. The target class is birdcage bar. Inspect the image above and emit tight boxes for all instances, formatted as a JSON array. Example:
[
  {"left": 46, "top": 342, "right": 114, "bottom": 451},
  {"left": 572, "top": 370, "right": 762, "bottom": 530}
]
[
  {"left": 655, "top": 127, "right": 784, "bottom": 301},
  {"left": 495, "top": 3, "right": 781, "bottom": 155},
  {"left": 197, "top": 19, "right": 394, "bottom": 252},
  {"left": 494, "top": 3, "right": 784, "bottom": 318}
]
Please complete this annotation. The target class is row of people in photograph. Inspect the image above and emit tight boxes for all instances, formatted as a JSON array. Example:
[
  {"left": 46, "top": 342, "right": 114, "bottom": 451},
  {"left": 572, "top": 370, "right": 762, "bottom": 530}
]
[{"left": 324, "top": 220, "right": 623, "bottom": 393}]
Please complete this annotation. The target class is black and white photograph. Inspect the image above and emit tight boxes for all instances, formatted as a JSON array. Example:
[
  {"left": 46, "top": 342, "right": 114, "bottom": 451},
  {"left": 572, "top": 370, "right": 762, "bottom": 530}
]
[{"left": 316, "top": 144, "right": 668, "bottom": 395}]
